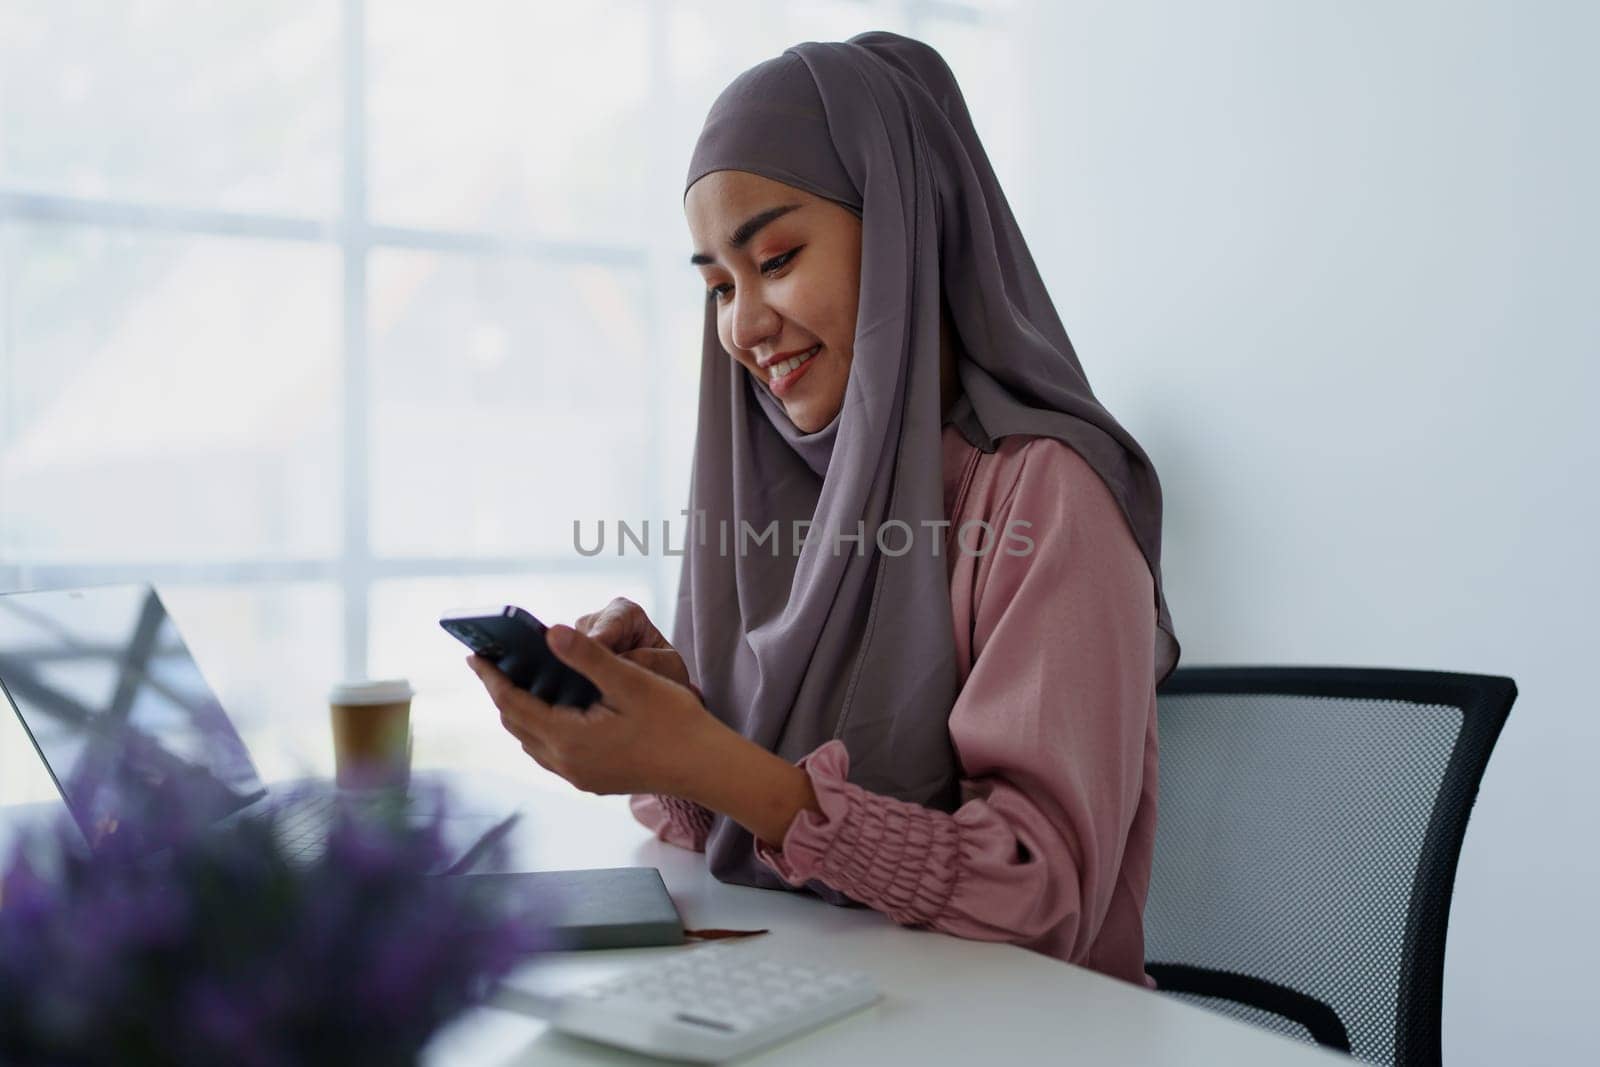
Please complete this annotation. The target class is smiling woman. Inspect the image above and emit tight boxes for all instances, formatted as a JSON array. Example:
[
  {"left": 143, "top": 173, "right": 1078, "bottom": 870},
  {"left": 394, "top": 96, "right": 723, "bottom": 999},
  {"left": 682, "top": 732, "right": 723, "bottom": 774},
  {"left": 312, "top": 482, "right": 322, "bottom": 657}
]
[
  {"left": 687, "top": 175, "right": 963, "bottom": 433},
  {"left": 466, "top": 30, "right": 1182, "bottom": 989},
  {"left": 686, "top": 179, "right": 860, "bottom": 433}
]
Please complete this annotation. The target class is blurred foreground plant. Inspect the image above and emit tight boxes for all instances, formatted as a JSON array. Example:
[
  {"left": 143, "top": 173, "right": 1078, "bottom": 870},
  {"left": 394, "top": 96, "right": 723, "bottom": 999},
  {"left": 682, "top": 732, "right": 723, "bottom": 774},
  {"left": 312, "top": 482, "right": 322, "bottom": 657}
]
[{"left": 0, "top": 767, "right": 546, "bottom": 1067}]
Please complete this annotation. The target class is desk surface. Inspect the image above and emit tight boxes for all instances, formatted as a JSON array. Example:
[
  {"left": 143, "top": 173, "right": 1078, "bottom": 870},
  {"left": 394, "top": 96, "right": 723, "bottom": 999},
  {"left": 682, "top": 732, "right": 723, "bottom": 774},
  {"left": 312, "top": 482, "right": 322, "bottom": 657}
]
[{"left": 417, "top": 775, "right": 1347, "bottom": 1066}]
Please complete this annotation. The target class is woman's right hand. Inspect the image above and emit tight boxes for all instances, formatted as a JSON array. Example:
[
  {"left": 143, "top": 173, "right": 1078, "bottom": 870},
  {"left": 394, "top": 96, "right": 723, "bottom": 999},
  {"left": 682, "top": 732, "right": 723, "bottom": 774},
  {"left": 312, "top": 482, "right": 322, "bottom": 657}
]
[{"left": 573, "top": 597, "right": 696, "bottom": 696}]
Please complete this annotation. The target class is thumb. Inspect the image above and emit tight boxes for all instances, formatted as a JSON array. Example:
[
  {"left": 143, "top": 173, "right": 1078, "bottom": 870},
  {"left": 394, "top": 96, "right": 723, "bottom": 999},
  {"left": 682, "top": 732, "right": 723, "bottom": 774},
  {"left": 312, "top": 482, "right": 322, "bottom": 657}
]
[{"left": 546, "top": 624, "right": 652, "bottom": 705}]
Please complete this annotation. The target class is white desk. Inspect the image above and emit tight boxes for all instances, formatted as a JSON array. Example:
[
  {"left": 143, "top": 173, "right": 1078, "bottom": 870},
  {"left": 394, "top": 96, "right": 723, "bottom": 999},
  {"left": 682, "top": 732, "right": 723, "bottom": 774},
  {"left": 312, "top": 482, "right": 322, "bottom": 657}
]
[{"left": 420, "top": 777, "right": 1349, "bottom": 1066}]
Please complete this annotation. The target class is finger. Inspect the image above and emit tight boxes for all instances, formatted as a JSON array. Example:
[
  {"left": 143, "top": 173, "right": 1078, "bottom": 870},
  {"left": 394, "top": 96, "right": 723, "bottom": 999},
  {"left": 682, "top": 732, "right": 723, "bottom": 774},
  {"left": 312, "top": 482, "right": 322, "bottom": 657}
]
[
  {"left": 621, "top": 648, "right": 687, "bottom": 685},
  {"left": 498, "top": 713, "right": 565, "bottom": 780},
  {"left": 470, "top": 655, "right": 564, "bottom": 734},
  {"left": 544, "top": 624, "right": 655, "bottom": 707},
  {"left": 581, "top": 600, "right": 638, "bottom": 651},
  {"left": 499, "top": 710, "right": 573, "bottom": 773},
  {"left": 592, "top": 596, "right": 654, "bottom": 645},
  {"left": 499, "top": 710, "right": 542, "bottom": 749},
  {"left": 516, "top": 735, "right": 558, "bottom": 775},
  {"left": 467, "top": 654, "right": 508, "bottom": 699},
  {"left": 524, "top": 745, "right": 560, "bottom": 776},
  {"left": 576, "top": 600, "right": 627, "bottom": 634},
  {"left": 467, "top": 655, "right": 522, "bottom": 709}
]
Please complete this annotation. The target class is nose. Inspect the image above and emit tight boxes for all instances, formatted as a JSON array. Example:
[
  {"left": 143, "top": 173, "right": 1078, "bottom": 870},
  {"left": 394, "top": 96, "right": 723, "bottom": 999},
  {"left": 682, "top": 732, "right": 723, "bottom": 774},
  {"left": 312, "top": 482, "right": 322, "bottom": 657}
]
[{"left": 728, "top": 289, "right": 781, "bottom": 355}]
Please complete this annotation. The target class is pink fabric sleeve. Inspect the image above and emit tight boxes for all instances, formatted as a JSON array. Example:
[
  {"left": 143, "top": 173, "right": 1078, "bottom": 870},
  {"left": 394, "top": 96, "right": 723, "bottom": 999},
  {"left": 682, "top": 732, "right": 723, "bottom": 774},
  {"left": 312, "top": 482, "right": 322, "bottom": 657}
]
[
  {"left": 752, "top": 439, "right": 1158, "bottom": 984},
  {"left": 629, "top": 793, "right": 713, "bottom": 852}
]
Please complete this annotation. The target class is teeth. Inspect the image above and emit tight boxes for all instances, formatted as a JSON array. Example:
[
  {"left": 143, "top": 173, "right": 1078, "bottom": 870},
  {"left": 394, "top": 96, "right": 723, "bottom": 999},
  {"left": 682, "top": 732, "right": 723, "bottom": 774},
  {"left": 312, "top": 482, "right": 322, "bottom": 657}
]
[{"left": 770, "top": 345, "right": 820, "bottom": 382}]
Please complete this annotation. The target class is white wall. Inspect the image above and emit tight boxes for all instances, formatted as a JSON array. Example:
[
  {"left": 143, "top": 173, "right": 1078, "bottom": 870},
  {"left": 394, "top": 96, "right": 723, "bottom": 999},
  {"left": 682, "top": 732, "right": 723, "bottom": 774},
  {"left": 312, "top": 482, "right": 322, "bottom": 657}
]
[{"left": 1014, "top": 1, "right": 1599, "bottom": 1061}]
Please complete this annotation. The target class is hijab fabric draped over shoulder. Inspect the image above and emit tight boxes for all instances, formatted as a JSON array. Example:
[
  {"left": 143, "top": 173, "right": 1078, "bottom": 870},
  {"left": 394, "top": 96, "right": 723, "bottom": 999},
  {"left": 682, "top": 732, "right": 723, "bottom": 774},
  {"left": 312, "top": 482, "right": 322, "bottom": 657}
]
[{"left": 677, "top": 31, "right": 1180, "bottom": 896}]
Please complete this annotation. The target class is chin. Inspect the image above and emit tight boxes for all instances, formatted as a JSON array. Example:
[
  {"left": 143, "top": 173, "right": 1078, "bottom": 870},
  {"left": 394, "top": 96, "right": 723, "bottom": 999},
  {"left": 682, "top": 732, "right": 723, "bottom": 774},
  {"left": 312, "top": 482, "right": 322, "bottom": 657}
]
[{"left": 788, "top": 402, "right": 841, "bottom": 435}]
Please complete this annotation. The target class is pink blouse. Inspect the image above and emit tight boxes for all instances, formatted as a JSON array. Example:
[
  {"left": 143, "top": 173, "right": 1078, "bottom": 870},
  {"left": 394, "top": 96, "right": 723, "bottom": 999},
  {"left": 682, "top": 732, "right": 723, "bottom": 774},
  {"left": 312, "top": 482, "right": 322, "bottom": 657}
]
[{"left": 631, "top": 422, "right": 1160, "bottom": 987}]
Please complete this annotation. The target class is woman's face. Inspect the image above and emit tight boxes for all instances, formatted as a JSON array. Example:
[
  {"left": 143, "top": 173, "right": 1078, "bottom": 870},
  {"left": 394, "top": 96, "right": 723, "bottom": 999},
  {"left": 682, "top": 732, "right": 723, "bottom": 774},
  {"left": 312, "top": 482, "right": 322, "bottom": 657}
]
[{"left": 686, "top": 170, "right": 862, "bottom": 433}]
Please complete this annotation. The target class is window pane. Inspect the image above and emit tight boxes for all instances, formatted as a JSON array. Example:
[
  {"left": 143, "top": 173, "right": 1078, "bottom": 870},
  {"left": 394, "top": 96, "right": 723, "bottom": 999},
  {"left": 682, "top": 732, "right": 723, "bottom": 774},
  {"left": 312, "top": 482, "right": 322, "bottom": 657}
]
[
  {"left": 158, "top": 583, "right": 344, "bottom": 784},
  {"left": 369, "top": 0, "right": 651, "bottom": 241},
  {"left": 0, "top": 224, "right": 341, "bottom": 563},
  {"left": 368, "top": 248, "right": 652, "bottom": 558},
  {"left": 780, "top": 2, "right": 913, "bottom": 45},
  {"left": 656, "top": 284, "right": 702, "bottom": 614},
  {"left": 369, "top": 572, "right": 653, "bottom": 784},
  {"left": 0, "top": 2, "right": 339, "bottom": 216},
  {"left": 667, "top": 1, "right": 911, "bottom": 125},
  {"left": 664, "top": 5, "right": 1024, "bottom": 218}
]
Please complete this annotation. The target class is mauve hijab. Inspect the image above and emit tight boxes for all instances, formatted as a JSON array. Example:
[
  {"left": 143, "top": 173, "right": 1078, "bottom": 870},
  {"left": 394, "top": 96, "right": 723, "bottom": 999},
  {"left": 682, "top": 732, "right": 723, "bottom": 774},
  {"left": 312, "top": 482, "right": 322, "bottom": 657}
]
[{"left": 675, "top": 30, "right": 1181, "bottom": 901}]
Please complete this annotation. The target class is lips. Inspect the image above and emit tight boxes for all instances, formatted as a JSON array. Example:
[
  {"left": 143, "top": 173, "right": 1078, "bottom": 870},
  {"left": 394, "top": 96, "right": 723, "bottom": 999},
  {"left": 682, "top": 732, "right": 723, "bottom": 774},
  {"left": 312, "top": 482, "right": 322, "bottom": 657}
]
[
  {"left": 768, "top": 344, "right": 821, "bottom": 381},
  {"left": 760, "top": 341, "right": 822, "bottom": 370},
  {"left": 767, "top": 344, "right": 821, "bottom": 398}
]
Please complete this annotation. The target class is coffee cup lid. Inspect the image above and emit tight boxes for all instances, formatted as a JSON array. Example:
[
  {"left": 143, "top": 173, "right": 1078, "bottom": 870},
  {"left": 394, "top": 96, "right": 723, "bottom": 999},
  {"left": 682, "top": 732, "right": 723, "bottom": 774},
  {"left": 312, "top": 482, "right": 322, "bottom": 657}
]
[{"left": 328, "top": 678, "right": 414, "bottom": 705}]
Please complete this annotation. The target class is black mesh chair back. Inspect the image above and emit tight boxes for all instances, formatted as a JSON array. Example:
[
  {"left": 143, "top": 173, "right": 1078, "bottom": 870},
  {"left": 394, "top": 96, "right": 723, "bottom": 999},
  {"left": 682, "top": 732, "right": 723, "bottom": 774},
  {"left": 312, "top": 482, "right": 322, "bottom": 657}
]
[{"left": 1143, "top": 667, "right": 1514, "bottom": 1066}]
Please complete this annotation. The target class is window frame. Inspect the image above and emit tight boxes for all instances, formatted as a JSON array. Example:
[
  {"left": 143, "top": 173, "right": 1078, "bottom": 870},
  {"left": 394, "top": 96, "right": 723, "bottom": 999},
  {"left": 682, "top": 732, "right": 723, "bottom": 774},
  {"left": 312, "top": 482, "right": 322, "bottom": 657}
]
[{"left": 0, "top": 0, "right": 995, "bottom": 677}]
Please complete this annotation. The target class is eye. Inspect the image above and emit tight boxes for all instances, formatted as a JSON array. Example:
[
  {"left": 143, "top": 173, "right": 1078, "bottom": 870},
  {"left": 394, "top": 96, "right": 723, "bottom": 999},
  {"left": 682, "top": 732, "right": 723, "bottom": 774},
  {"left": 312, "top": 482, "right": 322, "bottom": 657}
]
[
  {"left": 705, "top": 248, "right": 803, "bottom": 304},
  {"left": 760, "top": 248, "right": 800, "bottom": 275}
]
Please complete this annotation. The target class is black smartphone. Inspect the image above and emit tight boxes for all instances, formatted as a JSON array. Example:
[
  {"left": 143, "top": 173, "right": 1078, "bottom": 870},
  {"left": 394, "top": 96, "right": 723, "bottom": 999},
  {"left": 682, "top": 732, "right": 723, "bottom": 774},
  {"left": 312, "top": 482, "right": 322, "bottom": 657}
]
[{"left": 440, "top": 605, "right": 602, "bottom": 710}]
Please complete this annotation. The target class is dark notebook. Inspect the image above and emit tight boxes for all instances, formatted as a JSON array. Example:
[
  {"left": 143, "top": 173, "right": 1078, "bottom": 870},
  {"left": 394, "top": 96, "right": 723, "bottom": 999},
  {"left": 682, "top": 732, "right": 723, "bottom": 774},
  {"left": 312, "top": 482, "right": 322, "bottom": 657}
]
[{"left": 464, "top": 866, "right": 686, "bottom": 950}]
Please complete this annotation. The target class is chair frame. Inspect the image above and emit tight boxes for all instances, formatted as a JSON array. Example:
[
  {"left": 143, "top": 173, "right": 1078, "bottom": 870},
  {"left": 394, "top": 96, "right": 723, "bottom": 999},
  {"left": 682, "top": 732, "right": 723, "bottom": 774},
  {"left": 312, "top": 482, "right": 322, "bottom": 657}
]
[{"left": 1147, "top": 666, "right": 1516, "bottom": 1066}]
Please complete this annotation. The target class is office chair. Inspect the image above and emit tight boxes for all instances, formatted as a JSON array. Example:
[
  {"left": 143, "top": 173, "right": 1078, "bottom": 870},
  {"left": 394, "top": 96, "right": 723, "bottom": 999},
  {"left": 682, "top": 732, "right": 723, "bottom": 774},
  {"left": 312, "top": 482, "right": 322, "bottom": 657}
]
[{"left": 1143, "top": 666, "right": 1515, "bottom": 1067}]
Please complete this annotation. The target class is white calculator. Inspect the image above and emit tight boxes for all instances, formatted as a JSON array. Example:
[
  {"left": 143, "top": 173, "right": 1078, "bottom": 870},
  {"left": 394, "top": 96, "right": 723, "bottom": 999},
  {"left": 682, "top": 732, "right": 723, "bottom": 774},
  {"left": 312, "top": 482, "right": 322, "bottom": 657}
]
[{"left": 524, "top": 940, "right": 881, "bottom": 1062}]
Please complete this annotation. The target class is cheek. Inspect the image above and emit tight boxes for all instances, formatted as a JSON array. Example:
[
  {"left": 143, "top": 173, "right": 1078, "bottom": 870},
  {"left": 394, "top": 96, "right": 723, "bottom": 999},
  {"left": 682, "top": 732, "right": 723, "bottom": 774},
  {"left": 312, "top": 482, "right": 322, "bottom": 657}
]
[{"left": 820, "top": 289, "right": 859, "bottom": 354}]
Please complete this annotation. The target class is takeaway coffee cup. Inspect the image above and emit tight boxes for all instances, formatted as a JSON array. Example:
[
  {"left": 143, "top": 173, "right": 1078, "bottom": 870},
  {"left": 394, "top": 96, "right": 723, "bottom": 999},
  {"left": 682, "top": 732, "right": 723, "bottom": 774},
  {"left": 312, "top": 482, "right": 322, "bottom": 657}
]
[{"left": 328, "top": 679, "right": 414, "bottom": 790}]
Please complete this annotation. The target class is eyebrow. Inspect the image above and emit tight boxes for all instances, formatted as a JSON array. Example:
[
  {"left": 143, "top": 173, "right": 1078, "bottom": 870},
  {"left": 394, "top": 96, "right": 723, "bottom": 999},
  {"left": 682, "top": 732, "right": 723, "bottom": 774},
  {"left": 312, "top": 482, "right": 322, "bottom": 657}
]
[{"left": 689, "top": 203, "right": 803, "bottom": 266}]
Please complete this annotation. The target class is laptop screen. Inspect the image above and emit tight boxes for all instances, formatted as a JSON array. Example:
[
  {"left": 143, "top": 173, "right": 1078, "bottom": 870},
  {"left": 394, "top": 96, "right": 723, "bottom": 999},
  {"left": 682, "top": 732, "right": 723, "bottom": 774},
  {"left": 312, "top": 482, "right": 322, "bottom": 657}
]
[{"left": 0, "top": 585, "right": 268, "bottom": 849}]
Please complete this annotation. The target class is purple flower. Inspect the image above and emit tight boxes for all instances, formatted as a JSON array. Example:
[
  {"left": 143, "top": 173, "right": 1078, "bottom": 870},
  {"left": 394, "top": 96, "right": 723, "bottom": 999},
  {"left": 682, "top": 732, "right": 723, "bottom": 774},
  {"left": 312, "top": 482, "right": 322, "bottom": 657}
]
[{"left": 0, "top": 722, "right": 548, "bottom": 1065}]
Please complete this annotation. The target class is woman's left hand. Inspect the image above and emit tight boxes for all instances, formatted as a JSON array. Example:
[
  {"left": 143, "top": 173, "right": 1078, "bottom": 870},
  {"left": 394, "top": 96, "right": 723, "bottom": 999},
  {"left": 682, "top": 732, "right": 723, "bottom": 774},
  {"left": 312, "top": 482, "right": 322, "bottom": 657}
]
[{"left": 466, "top": 624, "right": 732, "bottom": 797}]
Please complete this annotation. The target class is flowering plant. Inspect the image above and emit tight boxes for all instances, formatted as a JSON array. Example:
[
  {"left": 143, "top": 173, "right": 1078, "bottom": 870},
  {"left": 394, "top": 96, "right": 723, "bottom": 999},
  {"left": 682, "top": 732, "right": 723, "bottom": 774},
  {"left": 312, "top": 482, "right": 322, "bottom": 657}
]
[{"left": 0, "top": 767, "right": 545, "bottom": 1067}]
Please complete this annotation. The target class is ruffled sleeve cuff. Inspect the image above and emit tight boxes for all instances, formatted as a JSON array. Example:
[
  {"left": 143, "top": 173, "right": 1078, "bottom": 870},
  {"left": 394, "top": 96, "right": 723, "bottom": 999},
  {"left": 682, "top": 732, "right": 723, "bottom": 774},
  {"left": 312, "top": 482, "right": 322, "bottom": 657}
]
[
  {"left": 629, "top": 793, "right": 714, "bottom": 852},
  {"left": 753, "top": 740, "right": 963, "bottom": 927}
]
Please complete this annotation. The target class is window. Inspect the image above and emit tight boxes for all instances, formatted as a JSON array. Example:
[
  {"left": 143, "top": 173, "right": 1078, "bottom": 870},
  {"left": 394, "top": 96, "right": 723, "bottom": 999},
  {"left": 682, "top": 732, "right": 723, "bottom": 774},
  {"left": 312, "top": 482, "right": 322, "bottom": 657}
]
[{"left": 0, "top": 0, "right": 1026, "bottom": 796}]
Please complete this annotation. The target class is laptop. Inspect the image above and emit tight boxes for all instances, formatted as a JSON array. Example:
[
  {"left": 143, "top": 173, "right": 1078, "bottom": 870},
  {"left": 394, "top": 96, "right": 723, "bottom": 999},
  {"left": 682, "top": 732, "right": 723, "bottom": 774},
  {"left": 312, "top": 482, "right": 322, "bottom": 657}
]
[{"left": 0, "top": 583, "right": 519, "bottom": 874}]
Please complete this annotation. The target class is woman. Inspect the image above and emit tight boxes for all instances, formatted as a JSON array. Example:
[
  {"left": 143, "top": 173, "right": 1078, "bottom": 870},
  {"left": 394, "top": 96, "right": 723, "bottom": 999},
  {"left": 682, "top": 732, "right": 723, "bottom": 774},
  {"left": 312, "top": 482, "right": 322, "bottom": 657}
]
[{"left": 468, "top": 31, "right": 1180, "bottom": 987}]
